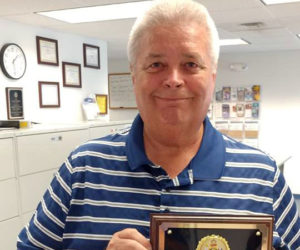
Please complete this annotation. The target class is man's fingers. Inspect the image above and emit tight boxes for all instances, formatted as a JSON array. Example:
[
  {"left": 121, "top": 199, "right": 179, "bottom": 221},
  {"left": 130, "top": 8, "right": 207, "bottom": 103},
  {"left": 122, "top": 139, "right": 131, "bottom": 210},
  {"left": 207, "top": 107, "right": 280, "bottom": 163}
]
[
  {"left": 107, "top": 228, "right": 152, "bottom": 250},
  {"left": 117, "top": 228, "right": 151, "bottom": 249},
  {"left": 107, "top": 238, "right": 146, "bottom": 250}
]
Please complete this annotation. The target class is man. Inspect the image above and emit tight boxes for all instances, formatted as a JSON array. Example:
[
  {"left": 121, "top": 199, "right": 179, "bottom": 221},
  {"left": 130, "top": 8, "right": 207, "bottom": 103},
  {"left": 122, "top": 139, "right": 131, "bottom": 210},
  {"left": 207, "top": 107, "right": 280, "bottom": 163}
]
[{"left": 18, "top": 0, "right": 300, "bottom": 249}]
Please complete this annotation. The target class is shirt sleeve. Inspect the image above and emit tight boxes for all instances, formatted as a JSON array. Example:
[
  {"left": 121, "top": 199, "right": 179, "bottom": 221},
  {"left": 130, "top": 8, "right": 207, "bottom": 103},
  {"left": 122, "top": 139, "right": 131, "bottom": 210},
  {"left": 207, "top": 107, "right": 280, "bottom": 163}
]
[
  {"left": 17, "top": 156, "right": 74, "bottom": 249},
  {"left": 272, "top": 167, "right": 300, "bottom": 249}
]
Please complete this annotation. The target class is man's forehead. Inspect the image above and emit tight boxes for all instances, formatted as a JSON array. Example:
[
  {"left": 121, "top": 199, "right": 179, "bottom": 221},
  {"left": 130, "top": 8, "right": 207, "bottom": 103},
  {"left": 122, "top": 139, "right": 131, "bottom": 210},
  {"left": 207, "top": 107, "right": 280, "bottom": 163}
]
[{"left": 144, "top": 52, "right": 204, "bottom": 60}]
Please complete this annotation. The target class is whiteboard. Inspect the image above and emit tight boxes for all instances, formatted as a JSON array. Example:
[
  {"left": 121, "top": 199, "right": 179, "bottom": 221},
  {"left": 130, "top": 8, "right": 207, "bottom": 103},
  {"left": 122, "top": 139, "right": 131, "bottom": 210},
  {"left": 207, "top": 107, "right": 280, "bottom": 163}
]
[{"left": 108, "top": 73, "right": 137, "bottom": 109}]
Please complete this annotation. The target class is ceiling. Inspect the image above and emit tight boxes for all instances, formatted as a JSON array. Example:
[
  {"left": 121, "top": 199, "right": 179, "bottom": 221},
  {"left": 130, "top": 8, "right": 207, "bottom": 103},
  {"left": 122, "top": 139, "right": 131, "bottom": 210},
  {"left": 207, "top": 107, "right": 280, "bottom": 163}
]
[{"left": 1, "top": 0, "right": 300, "bottom": 60}]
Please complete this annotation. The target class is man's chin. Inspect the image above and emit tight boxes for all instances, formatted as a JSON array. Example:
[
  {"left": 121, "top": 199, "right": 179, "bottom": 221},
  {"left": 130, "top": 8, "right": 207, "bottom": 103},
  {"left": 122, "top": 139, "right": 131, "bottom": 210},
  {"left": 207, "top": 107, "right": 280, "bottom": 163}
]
[{"left": 158, "top": 113, "right": 187, "bottom": 126}]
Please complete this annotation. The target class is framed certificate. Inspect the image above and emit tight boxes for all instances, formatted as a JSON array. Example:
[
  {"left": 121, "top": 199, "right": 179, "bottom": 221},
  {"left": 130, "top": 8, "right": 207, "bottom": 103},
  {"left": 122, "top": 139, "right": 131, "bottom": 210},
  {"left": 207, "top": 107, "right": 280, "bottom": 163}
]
[
  {"left": 38, "top": 81, "right": 60, "bottom": 108},
  {"left": 83, "top": 43, "right": 100, "bottom": 69},
  {"left": 62, "top": 62, "right": 82, "bottom": 88},
  {"left": 95, "top": 94, "right": 108, "bottom": 114},
  {"left": 36, "top": 36, "right": 59, "bottom": 66},
  {"left": 6, "top": 87, "right": 24, "bottom": 120},
  {"left": 150, "top": 214, "right": 273, "bottom": 250}
]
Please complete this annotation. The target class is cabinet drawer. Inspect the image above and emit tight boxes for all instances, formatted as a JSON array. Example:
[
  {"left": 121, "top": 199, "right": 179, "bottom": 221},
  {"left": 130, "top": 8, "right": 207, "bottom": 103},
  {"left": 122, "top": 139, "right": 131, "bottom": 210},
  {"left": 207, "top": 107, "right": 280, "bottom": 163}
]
[
  {"left": 17, "top": 129, "right": 89, "bottom": 176},
  {"left": 90, "top": 123, "right": 131, "bottom": 140},
  {"left": 0, "top": 179, "right": 19, "bottom": 221},
  {"left": 0, "top": 137, "right": 15, "bottom": 180},
  {"left": 19, "top": 169, "right": 56, "bottom": 213}
]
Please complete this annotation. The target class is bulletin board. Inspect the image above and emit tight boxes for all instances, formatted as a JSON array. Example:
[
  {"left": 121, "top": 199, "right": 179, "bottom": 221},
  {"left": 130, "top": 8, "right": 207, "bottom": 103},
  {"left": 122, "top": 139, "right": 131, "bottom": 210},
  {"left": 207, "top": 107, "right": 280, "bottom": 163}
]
[
  {"left": 210, "top": 85, "right": 261, "bottom": 148},
  {"left": 108, "top": 73, "right": 137, "bottom": 109}
]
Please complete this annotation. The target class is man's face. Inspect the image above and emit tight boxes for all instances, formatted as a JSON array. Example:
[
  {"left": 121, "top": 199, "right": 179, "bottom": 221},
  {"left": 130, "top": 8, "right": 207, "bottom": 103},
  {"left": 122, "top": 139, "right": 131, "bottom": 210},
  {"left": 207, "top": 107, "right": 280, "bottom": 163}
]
[{"left": 131, "top": 23, "right": 216, "bottom": 131}]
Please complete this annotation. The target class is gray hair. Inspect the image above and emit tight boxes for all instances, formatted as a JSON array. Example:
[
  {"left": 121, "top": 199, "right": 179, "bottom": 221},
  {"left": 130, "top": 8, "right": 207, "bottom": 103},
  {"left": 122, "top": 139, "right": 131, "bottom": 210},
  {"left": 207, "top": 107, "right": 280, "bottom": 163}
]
[{"left": 127, "top": 0, "right": 220, "bottom": 72}]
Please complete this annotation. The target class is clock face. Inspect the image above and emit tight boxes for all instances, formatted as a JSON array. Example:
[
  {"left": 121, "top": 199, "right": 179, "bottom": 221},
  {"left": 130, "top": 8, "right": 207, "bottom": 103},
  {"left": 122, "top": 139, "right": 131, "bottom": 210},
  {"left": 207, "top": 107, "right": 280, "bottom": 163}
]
[{"left": 0, "top": 43, "right": 26, "bottom": 79}]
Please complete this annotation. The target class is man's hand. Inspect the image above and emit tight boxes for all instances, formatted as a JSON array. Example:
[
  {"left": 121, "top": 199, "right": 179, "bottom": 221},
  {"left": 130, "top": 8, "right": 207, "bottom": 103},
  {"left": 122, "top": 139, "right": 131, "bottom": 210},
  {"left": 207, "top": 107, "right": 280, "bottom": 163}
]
[{"left": 107, "top": 228, "right": 152, "bottom": 250}]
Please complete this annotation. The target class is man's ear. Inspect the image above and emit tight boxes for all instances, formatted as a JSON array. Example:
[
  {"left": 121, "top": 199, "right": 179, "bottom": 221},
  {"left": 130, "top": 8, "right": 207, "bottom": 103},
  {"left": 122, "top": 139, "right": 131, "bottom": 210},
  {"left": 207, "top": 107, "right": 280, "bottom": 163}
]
[
  {"left": 210, "top": 73, "right": 217, "bottom": 95},
  {"left": 212, "top": 73, "right": 216, "bottom": 84},
  {"left": 130, "top": 65, "right": 136, "bottom": 85}
]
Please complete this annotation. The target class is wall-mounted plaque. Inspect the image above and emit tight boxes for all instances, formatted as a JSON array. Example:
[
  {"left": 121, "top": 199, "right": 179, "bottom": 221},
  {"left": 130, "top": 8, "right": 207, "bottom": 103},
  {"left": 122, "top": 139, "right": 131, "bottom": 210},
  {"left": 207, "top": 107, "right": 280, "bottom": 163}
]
[
  {"left": 38, "top": 81, "right": 60, "bottom": 108},
  {"left": 83, "top": 43, "right": 100, "bottom": 69},
  {"left": 6, "top": 87, "right": 24, "bottom": 120},
  {"left": 36, "top": 36, "right": 59, "bottom": 66},
  {"left": 150, "top": 214, "right": 273, "bottom": 250},
  {"left": 62, "top": 62, "right": 82, "bottom": 88}
]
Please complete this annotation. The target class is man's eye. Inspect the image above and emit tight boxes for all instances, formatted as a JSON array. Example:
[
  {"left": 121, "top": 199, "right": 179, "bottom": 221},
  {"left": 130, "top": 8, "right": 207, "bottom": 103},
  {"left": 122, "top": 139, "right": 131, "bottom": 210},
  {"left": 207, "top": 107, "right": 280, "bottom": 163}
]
[
  {"left": 185, "top": 62, "right": 198, "bottom": 68},
  {"left": 150, "top": 62, "right": 162, "bottom": 68},
  {"left": 145, "top": 62, "right": 164, "bottom": 72},
  {"left": 184, "top": 62, "right": 206, "bottom": 71}
]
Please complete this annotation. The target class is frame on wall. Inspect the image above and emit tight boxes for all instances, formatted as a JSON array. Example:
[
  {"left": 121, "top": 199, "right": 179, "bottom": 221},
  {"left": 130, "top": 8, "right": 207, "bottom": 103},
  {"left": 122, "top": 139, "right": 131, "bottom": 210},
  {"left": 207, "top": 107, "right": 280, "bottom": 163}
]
[
  {"left": 6, "top": 87, "right": 24, "bottom": 120},
  {"left": 38, "top": 81, "right": 60, "bottom": 108},
  {"left": 83, "top": 43, "right": 100, "bottom": 69},
  {"left": 36, "top": 36, "right": 59, "bottom": 66},
  {"left": 95, "top": 94, "right": 108, "bottom": 114},
  {"left": 62, "top": 62, "right": 82, "bottom": 88}
]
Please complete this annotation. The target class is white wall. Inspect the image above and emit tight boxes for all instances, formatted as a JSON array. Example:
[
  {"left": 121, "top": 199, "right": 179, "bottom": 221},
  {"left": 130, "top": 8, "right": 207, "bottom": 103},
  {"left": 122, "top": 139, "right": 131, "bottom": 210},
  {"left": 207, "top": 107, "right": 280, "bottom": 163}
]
[
  {"left": 108, "top": 50, "right": 300, "bottom": 166},
  {"left": 217, "top": 51, "right": 300, "bottom": 164},
  {"left": 218, "top": 51, "right": 300, "bottom": 196},
  {"left": 0, "top": 18, "right": 108, "bottom": 123}
]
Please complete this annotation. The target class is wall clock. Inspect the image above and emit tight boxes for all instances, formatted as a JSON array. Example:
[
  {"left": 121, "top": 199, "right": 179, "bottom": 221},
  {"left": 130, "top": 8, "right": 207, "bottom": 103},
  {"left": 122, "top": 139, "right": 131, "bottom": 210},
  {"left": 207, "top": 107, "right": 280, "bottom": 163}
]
[{"left": 0, "top": 43, "right": 27, "bottom": 79}]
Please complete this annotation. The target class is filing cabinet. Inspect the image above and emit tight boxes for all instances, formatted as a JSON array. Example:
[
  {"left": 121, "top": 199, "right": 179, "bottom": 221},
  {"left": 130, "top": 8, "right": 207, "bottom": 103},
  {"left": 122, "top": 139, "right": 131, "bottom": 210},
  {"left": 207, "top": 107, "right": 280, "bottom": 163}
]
[
  {"left": 89, "top": 122, "right": 131, "bottom": 139},
  {"left": 0, "top": 120, "right": 132, "bottom": 248},
  {"left": 16, "top": 129, "right": 89, "bottom": 176},
  {"left": 0, "top": 136, "right": 15, "bottom": 181}
]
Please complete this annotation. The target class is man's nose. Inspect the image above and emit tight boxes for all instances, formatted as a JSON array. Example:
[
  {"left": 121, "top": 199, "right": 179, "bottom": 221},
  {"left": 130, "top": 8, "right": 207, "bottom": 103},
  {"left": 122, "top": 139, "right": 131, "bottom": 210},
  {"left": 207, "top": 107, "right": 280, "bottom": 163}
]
[{"left": 163, "top": 68, "right": 184, "bottom": 88}]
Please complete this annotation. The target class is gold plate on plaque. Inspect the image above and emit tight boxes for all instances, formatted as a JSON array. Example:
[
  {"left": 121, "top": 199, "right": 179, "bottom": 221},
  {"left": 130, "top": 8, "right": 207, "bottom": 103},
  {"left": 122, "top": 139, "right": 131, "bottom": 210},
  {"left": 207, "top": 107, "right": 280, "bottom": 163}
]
[{"left": 196, "top": 234, "right": 230, "bottom": 250}]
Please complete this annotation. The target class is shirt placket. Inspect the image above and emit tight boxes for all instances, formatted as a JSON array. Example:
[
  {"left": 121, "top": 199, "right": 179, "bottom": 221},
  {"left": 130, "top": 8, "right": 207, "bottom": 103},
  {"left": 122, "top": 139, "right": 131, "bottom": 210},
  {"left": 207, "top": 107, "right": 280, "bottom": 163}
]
[{"left": 158, "top": 169, "right": 194, "bottom": 213}]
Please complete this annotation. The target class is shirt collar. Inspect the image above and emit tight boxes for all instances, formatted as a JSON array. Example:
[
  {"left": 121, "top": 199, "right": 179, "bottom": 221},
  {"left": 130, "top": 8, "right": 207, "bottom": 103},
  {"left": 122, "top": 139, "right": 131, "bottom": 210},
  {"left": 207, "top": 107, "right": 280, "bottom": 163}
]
[
  {"left": 126, "top": 114, "right": 225, "bottom": 180},
  {"left": 126, "top": 114, "right": 152, "bottom": 169}
]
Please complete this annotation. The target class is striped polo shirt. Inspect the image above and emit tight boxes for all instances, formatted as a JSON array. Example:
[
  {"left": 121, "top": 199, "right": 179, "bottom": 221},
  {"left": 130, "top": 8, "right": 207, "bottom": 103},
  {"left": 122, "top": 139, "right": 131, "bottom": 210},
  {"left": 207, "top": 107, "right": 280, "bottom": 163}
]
[{"left": 17, "top": 114, "right": 300, "bottom": 249}]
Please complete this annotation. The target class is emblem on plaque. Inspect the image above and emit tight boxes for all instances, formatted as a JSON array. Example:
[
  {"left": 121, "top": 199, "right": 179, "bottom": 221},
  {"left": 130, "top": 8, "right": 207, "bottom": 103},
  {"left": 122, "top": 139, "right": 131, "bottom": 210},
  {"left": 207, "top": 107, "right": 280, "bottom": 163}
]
[{"left": 196, "top": 234, "right": 230, "bottom": 250}]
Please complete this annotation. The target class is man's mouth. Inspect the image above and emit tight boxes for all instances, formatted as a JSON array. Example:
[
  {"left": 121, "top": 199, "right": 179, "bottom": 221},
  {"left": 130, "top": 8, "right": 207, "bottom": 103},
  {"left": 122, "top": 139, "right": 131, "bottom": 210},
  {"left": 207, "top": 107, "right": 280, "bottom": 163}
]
[{"left": 154, "top": 96, "right": 192, "bottom": 105}]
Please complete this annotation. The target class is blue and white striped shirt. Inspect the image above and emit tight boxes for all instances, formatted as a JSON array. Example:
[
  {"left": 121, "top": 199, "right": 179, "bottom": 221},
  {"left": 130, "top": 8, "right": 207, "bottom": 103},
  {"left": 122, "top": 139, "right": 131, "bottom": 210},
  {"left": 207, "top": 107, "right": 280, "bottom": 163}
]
[{"left": 17, "top": 115, "right": 300, "bottom": 249}]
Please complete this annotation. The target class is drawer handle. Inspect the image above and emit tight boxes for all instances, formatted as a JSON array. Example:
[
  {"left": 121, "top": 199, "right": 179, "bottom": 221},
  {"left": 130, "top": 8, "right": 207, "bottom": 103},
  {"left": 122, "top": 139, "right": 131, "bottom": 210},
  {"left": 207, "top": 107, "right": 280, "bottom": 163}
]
[{"left": 51, "top": 136, "right": 62, "bottom": 141}]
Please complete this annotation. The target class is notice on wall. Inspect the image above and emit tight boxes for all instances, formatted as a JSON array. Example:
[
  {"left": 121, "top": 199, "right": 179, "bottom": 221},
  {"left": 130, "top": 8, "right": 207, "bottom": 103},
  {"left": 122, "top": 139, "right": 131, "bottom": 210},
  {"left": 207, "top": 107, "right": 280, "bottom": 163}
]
[
  {"left": 211, "top": 85, "right": 261, "bottom": 147},
  {"left": 228, "top": 121, "right": 243, "bottom": 139},
  {"left": 244, "top": 121, "right": 259, "bottom": 139}
]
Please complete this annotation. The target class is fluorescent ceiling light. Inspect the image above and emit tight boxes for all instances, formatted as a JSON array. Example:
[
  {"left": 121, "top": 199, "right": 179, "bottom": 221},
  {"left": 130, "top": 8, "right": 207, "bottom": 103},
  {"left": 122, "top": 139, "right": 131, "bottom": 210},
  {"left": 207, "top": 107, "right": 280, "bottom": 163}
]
[
  {"left": 261, "top": 0, "right": 300, "bottom": 5},
  {"left": 36, "top": 1, "right": 153, "bottom": 23},
  {"left": 219, "top": 39, "right": 249, "bottom": 46}
]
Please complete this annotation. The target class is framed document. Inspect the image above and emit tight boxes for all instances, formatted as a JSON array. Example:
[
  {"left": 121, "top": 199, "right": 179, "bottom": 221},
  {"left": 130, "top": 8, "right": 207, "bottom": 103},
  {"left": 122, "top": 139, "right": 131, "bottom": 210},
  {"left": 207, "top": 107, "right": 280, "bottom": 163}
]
[
  {"left": 38, "top": 81, "right": 60, "bottom": 108},
  {"left": 95, "top": 94, "right": 108, "bottom": 114},
  {"left": 62, "top": 62, "right": 82, "bottom": 88},
  {"left": 6, "top": 87, "right": 24, "bottom": 120},
  {"left": 36, "top": 36, "right": 59, "bottom": 66},
  {"left": 150, "top": 214, "right": 273, "bottom": 250},
  {"left": 83, "top": 43, "right": 100, "bottom": 69}
]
